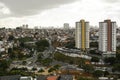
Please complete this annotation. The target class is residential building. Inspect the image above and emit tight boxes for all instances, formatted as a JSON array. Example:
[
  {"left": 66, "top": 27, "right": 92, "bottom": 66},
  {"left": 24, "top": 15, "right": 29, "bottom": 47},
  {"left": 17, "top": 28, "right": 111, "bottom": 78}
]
[
  {"left": 75, "top": 19, "right": 89, "bottom": 51},
  {"left": 47, "top": 76, "right": 58, "bottom": 80},
  {"left": 99, "top": 19, "right": 116, "bottom": 57},
  {"left": 64, "top": 23, "right": 69, "bottom": 30}
]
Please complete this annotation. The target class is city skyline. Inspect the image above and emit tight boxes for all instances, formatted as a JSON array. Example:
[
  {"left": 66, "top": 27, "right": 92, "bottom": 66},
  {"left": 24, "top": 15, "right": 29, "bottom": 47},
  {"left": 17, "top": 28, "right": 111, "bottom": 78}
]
[{"left": 0, "top": 0, "right": 120, "bottom": 28}]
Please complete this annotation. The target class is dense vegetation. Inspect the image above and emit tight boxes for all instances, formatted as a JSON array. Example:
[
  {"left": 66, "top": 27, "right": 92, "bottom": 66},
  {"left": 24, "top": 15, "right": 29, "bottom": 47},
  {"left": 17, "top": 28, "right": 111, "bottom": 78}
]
[
  {"left": 0, "top": 60, "right": 10, "bottom": 76},
  {"left": 54, "top": 52, "right": 87, "bottom": 65},
  {"left": 104, "top": 53, "right": 120, "bottom": 72},
  {"left": 90, "top": 42, "right": 98, "bottom": 48},
  {"left": 35, "top": 39, "right": 49, "bottom": 52}
]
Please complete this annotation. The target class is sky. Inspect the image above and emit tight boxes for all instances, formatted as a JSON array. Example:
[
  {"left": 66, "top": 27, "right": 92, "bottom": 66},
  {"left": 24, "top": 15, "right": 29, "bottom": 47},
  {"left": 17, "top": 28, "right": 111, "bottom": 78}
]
[{"left": 0, "top": 0, "right": 119, "bottom": 28}]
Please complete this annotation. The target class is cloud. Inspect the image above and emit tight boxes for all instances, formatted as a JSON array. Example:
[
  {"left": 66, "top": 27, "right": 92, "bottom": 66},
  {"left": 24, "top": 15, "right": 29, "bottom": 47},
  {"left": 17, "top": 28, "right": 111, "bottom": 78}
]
[
  {"left": 0, "top": 2, "right": 11, "bottom": 18},
  {"left": 0, "top": 0, "right": 79, "bottom": 17},
  {"left": 0, "top": 0, "right": 120, "bottom": 28},
  {"left": 102, "top": 0, "right": 120, "bottom": 3}
]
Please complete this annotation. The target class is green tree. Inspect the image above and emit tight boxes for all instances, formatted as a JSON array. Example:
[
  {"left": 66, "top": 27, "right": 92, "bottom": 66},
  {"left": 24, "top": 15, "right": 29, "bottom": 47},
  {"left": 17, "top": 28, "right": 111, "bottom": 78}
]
[
  {"left": 89, "top": 50, "right": 96, "bottom": 54},
  {"left": 35, "top": 40, "right": 49, "bottom": 47},
  {"left": 104, "top": 71, "right": 109, "bottom": 77},
  {"left": 0, "top": 60, "right": 10, "bottom": 70},
  {"left": 53, "top": 64, "right": 61, "bottom": 70},
  {"left": 93, "top": 70, "right": 104, "bottom": 77},
  {"left": 32, "top": 67, "right": 37, "bottom": 71},
  {"left": 8, "top": 48, "right": 13, "bottom": 53},
  {"left": 90, "top": 42, "right": 98, "bottom": 48},
  {"left": 8, "top": 35, "right": 14, "bottom": 41},
  {"left": 19, "top": 42, "right": 25, "bottom": 48},
  {"left": 38, "top": 69, "right": 45, "bottom": 73},
  {"left": 78, "top": 59, "right": 85, "bottom": 68},
  {"left": 35, "top": 39, "right": 49, "bottom": 52},
  {"left": 116, "top": 45, "right": 120, "bottom": 54},
  {"left": 116, "top": 53, "right": 120, "bottom": 63},
  {"left": 22, "top": 61, "right": 27, "bottom": 65},
  {"left": 41, "top": 58, "right": 53, "bottom": 66},
  {"left": 48, "top": 67, "right": 55, "bottom": 73},
  {"left": 54, "top": 52, "right": 86, "bottom": 65},
  {"left": 91, "top": 57, "right": 99, "bottom": 63},
  {"left": 82, "top": 64, "right": 94, "bottom": 73},
  {"left": 18, "top": 37, "right": 33, "bottom": 42},
  {"left": 112, "top": 64, "right": 120, "bottom": 72},
  {"left": 77, "top": 77, "right": 94, "bottom": 80},
  {"left": 104, "top": 57, "right": 116, "bottom": 65},
  {"left": 65, "top": 41, "right": 75, "bottom": 49}
]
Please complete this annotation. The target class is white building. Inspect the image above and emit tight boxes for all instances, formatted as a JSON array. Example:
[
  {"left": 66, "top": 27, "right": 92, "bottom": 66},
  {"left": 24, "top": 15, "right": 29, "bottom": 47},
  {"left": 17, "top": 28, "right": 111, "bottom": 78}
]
[
  {"left": 75, "top": 19, "right": 89, "bottom": 51},
  {"left": 20, "top": 76, "right": 33, "bottom": 80},
  {"left": 99, "top": 19, "right": 116, "bottom": 57},
  {"left": 64, "top": 23, "right": 69, "bottom": 30}
]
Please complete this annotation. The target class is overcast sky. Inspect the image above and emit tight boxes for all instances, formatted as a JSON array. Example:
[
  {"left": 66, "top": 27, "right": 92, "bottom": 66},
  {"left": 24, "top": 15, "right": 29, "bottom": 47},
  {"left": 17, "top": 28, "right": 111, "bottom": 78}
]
[{"left": 0, "top": 0, "right": 119, "bottom": 28}]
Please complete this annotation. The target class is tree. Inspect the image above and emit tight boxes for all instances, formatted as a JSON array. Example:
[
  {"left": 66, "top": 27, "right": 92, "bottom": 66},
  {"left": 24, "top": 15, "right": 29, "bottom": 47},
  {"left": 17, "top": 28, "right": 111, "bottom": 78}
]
[
  {"left": 19, "top": 42, "right": 25, "bottom": 48},
  {"left": 35, "top": 39, "right": 49, "bottom": 52},
  {"left": 32, "top": 67, "right": 37, "bottom": 71},
  {"left": 104, "top": 71, "right": 109, "bottom": 77},
  {"left": 11, "top": 67, "right": 28, "bottom": 71},
  {"left": 22, "top": 61, "right": 27, "bottom": 65},
  {"left": 91, "top": 57, "right": 99, "bottom": 63},
  {"left": 48, "top": 67, "right": 55, "bottom": 73},
  {"left": 116, "top": 45, "right": 120, "bottom": 54},
  {"left": 54, "top": 52, "right": 86, "bottom": 65},
  {"left": 78, "top": 59, "right": 85, "bottom": 68},
  {"left": 116, "top": 53, "right": 120, "bottom": 63},
  {"left": 65, "top": 41, "right": 75, "bottom": 49},
  {"left": 8, "top": 35, "right": 14, "bottom": 41},
  {"left": 82, "top": 64, "right": 94, "bottom": 73},
  {"left": 77, "top": 77, "right": 94, "bottom": 80},
  {"left": 104, "top": 57, "right": 116, "bottom": 65},
  {"left": 93, "top": 70, "right": 104, "bottom": 77},
  {"left": 53, "top": 64, "right": 61, "bottom": 70},
  {"left": 0, "top": 60, "right": 10, "bottom": 75},
  {"left": 35, "top": 40, "right": 49, "bottom": 47},
  {"left": 89, "top": 50, "right": 96, "bottom": 54},
  {"left": 36, "top": 46, "right": 45, "bottom": 52},
  {"left": 112, "top": 64, "right": 120, "bottom": 72},
  {"left": 8, "top": 48, "right": 13, "bottom": 53},
  {"left": 0, "top": 60, "right": 10, "bottom": 70},
  {"left": 90, "top": 42, "right": 98, "bottom": 48},
  {"left": 38, "top": 69, "right": 44, "bottom": 73},
  {"left": 41, "top": 58, "right": 53, "bottom": 66},
  {"left": 18, "top": 37, "right": 33, "bottom": 42}
]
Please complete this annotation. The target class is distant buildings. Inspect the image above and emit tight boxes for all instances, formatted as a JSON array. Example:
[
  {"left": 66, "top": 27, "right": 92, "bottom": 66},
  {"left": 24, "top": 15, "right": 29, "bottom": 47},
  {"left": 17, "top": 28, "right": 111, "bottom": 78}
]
[
  {"left": 99, "top": 19, "right": 116, "bottom": 57},
  {"left": 22, "top": 24, "right": 29, "bottom": 29},
  {"left": 75, "top": 19, "right": 89, "bottom": 51},
  {"left": 64, "top": 23, "right": 69, "bottom": 30}
]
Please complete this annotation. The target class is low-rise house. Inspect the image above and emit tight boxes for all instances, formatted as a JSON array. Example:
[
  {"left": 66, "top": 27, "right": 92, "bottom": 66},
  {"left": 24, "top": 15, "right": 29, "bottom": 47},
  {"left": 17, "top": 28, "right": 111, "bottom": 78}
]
[
  {"left": 98, "top": 77, "right": 113, "bottom": 80},
  {"left": 20, "top": 76, "right": 33, "bottom": 80},
  {"left": 47, "top": 76, "right": 58, "bottom": 80}
]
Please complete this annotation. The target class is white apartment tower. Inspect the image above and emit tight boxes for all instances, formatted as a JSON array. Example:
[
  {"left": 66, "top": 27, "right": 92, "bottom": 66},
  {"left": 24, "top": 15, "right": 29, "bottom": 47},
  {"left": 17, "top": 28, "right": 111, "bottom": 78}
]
[
  {"left": 64, "top": 23, "right": 69, "bottom": 30},
  {"left": 75, "top": 19, "right": 89, "bottom": 51},
  {"left": 99, "top": 19, "right": 116, "bottom": 57}
]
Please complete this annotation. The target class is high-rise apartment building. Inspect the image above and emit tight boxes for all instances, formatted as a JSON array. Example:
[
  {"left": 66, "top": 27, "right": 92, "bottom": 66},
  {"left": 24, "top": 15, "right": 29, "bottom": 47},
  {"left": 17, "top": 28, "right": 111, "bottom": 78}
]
[
  {"left": 99, "top": 19, "right": 116, "bottom": 57},
  {"left": 64, "top": 23, "right": 69, "bottom": 30},
  {"left": 75, "top": 19, "right": 89, "bottom": 51}
]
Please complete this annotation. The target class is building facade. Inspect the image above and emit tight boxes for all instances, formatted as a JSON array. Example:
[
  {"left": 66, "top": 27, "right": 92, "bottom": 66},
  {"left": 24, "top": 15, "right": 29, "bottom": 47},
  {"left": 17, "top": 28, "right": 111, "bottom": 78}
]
[
  {"left": 75, "top": 19, "right": 89, "bottom": 51},
  {"left": 99, "top": 19, "right": 116, "bottom": 57},
  {"left": 64, "top": 23, "right": 69, "bottom": 30}
]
